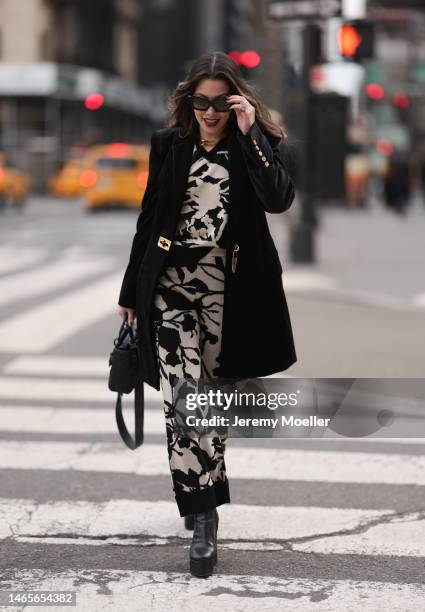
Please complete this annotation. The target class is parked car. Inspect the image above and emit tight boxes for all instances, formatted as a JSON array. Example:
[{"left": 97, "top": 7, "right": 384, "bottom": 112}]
[
  {"left": 0, "top": 152, "right": 30, "bottom": 211},
  {"left": 80, "top": 143, "right": 150, "bottom": 211}
]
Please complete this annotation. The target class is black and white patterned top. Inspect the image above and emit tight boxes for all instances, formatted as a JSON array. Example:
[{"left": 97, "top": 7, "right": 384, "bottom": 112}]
[{"left": 173, "top": 135, "right": 230, "bottom": 249}]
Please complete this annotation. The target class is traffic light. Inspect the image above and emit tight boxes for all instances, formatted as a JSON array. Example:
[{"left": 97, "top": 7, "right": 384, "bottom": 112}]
[
  {"left": 365, "top": 83, "right": 385, "bottom": 101},
  {"left": 392, "top": 91, "right": 410, "bottom": 110},
  {"left": 84, "top": 92, "right": 105, "bottom": 111},
  {"left": 338, "top": 20, "right": 375, "bottom": 61},
  {"left": 228, "top": 50, "right": 261, "bottom": 69}
]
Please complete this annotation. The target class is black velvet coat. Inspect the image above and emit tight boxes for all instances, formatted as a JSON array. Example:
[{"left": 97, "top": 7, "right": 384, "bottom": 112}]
[{"left": 118, "top": 120, "right": 297, "bottom": 390}]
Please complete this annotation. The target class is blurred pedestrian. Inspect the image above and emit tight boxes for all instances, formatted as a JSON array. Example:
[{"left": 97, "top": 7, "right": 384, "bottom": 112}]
[
  {"left": 117, "top": 51, "right": 297, "bottom": 577},
  {"left": 420, "top": 150, "right": 425, "bottom": 208},
  {"left": 383, "top": 150, "right": 411, "bottom": 215}
]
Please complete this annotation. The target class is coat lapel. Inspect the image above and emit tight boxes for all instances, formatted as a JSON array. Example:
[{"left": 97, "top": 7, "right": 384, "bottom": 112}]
[{"left": 171, "top": 129, "right": 195, "bottom": 218}]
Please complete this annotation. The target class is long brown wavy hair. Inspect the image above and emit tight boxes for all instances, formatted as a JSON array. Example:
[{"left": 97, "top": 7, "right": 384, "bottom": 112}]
[{"left": 166, "top": 51, "right": 288, "bottom": 143}]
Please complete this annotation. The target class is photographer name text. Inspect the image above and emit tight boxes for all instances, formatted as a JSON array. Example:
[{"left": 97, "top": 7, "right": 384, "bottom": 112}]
[{"left": 185, "top": 415, "right": 331, "bottom": 428}]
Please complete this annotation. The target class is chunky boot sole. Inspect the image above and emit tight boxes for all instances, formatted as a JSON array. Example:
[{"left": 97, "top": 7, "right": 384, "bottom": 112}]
[
  {"left": 184, "top": 514, "right": 195, "bottom": 530},
  {"left": 190, "top": 555, "right": 215, "bottom": 578}
]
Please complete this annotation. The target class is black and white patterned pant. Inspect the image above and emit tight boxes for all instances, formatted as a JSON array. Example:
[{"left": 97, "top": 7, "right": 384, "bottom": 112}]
[{"left": 152, "top": 247, "right": 230, "bottom": 517}]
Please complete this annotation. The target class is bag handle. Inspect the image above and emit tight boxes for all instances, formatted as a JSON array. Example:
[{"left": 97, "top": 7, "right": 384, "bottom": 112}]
[
  {"left": 115, "top": 376, "right": 144, "bottom": 449},
  {"left": 115, "top": 313, "right": 135, "bottom": 348}
]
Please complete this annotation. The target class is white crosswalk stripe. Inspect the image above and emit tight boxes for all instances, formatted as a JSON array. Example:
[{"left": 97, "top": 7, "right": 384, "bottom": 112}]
[
  {"left": 2, "top": 570, "right": 424, "bottom": 612},
  {"left": 0, "top": 255, "right": 115, "bottom": 307},
  {"left": 0, "top": 406, "right": 164, "bottom": 434},
  {"left": 3, "top": 355, "right": 110, "bottom": 376},
  {"left": 0, "top": 499, "right": 389, "bottom": 544},
  {"left": 0, "top": 375, "right": 161, "bottom": 403},
  {"left": 1, "top": 440, "right": 425, "bottom": 486},
  {"left": 2, "top": 402, "right": 425, "bottom": 445},
  {"left": 0, "top": 272, "right": 125, "bottom": 353},
  {"left": 0, "top": 245, "right": 49, "bottom": 275}
]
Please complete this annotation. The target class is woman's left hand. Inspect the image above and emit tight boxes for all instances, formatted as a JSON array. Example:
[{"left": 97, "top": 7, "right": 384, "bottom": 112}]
[{"left": 226, "top": 95, "right": 255, "bottom": 136}]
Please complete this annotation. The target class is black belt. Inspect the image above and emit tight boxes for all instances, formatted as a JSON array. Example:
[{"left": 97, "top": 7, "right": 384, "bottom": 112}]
[{"left": 165, "top": 245, "right": 215, "bottom": 268}]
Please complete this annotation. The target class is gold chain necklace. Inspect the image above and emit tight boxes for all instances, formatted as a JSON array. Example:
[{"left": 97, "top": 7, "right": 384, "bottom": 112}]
[
  {"left": 199, "top": 137, "right": 219, "bottom": 146},
  {"left": 199, "top": 132, "right": 228, "bottom": 147}
]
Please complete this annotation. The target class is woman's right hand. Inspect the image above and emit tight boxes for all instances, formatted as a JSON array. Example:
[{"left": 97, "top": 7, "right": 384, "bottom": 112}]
[{"left": 118, "top": 305, "right": 136, "bottom": 325}]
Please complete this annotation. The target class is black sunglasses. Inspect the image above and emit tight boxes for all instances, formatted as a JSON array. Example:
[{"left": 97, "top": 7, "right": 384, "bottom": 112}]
[{"left": 187, "top": 94, "right": 231, "bottom": 113}]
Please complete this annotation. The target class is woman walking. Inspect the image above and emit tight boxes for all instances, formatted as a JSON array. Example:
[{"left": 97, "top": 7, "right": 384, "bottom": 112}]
[{"left": 117, "top": 51, "right": 297, "bottom": 577}]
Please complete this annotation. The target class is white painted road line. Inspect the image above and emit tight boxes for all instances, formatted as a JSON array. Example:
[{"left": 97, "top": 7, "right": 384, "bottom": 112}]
[
  {"left": 0, "top": 272, "right": 125, "bottom": 353},
  {"left": 282, "top": 269, "right": 336, "bottom": 291},
  {"left": 412, "top": 292, "right": 425, "bottom": 307},
  {"left": 294, "top": 511, "right": 425, "bottom": 557},
  {"left": 0, "top": 256, "right": 115, "bottom": 307},
  {"left": 3, "top": 498, "right": 425, "bottom": 558},
  {"left": 0, "top": 246, "right": 48, "bottom": 275},
  {"left": 3, "top": 570, "right": 425, "bottom": 612},
  {"left": 2, "top": 401, "right": 425, "bottom": 446},
  {"left": 0, "top": 406, "right": 165, "bottom": 434},
  {"left": 0, "top": 376, "right": 120, "bottom": 401},
  {"left": 2, "top": 355, "right": 295, "bottom": 382},
  {"left": 3, "top": 355, "right": 110, "bottom": 376},
  {"left": 0, "top": 498, "right": 389, "bottom": 543},
  {"left": 321, "top": 437, "right": 425, "bottom": 446},
  {"left": 0, "top": 376, "right": 162, "bottom": 403},
  {"left": 1, "top": 441, "right": 425, "bottom": 485}
]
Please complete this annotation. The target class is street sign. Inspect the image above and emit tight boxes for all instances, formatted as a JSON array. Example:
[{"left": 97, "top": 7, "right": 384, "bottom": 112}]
[{"left": 267, "top": 0, "right": 341, "bottom": 20}]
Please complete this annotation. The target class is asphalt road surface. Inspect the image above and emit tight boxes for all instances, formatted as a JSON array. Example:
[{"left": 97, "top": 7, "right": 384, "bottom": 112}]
[{"left": 0, "top": 197, "right": 424, "bottom": 611}]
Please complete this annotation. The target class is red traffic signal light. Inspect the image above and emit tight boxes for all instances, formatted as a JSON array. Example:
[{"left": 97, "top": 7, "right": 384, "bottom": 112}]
[
  {"left": 84, "top": 92, "right": 105, "bottom": 111},
  {"left": 338, "top": 20, "right": 374, "bottom": 61},
  {"left": 365, "top": 83, "right": 385, "bottom": 100},
  {"left": 392, "top": 91, "right": 410, "bottom": 109},
  {"left": 339, "top": 24, "right": 362, "bottom": 57},
  {"left": 228, "top": 50, "right": 261, "bottom": 68}
]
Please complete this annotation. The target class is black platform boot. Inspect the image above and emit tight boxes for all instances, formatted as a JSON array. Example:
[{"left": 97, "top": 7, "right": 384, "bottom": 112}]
[
  {"left": 189, "top": 508, "right": 219, "bottom": 577},
  {"left": 184, "top": 514, "right": 195, "bottom": 530}
]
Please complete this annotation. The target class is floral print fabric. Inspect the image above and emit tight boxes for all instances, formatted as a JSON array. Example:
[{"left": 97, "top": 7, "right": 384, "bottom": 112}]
[
  {"left": 151, "top": 247, "right": 230, "bottom": 517},
  {"left": 173, "top": 137, "right": 230, "bottom": 248}
]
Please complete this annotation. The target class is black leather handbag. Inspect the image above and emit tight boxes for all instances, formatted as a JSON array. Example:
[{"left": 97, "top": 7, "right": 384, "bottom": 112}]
[{"left": 108, "top": 313, "right": 144, "bottom": 449}]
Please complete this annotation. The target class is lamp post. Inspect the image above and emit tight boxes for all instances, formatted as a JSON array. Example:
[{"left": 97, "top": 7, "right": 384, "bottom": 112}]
[{"left": 289, "top": 22, "right": 322, "bottom": 263}]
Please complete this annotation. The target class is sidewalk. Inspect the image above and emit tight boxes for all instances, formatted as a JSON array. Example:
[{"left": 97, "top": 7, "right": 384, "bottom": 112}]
[
  {"left": 285, "top": 293, "right": 425, "bottom": 377},
  {"left": 270, "top": 192, "right": 425, "bottom": 309},
  {"left": 269, "top": 193, "right": 425, "bottom": 377}
]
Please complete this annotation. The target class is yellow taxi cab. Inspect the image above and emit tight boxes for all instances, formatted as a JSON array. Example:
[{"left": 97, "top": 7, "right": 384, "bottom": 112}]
[
  {"left": 48, "top": 159, "right": 84, "bottom": 198},
  {"left": 0, "top": 152, "right": 30, "bottom": 210},
  {"left": 80, "top": 143, "right": 150, "bottom": 211}
]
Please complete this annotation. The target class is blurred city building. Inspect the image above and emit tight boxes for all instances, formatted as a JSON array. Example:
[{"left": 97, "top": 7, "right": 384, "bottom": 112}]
[
  {"left": 0, "top": 0, "right": 294, "bottom": 193},
  {"left": 1, "top": 0, "right": 425, "bottom": 200},
  {"left": 0, "top": 0, "right": 161, "bottom": 191}
]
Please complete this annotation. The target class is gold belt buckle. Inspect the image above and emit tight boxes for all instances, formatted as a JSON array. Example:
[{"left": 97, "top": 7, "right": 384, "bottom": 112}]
[{"left": 157, "top": 236, "right": 171, "bottom": 251}]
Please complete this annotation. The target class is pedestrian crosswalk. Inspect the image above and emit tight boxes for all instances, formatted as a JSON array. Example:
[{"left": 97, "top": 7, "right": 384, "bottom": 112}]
[
  {"left": 1, "top": 356, "right": 425, "bottom": 610},
  {"left": 0, "top": 255, "right": 115, "bottom": 308},
  {"left": 1, "top": 242, "right": 425, "bottom": 610},
  {"left": 2, "top": 439, "right": 425, "bottom": 485},
  {"left": 0, "top": 245, "right": 49, "bottom": 275},
  {"left": 0, "top": 271, "right": 124, "bottom": 353}
]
